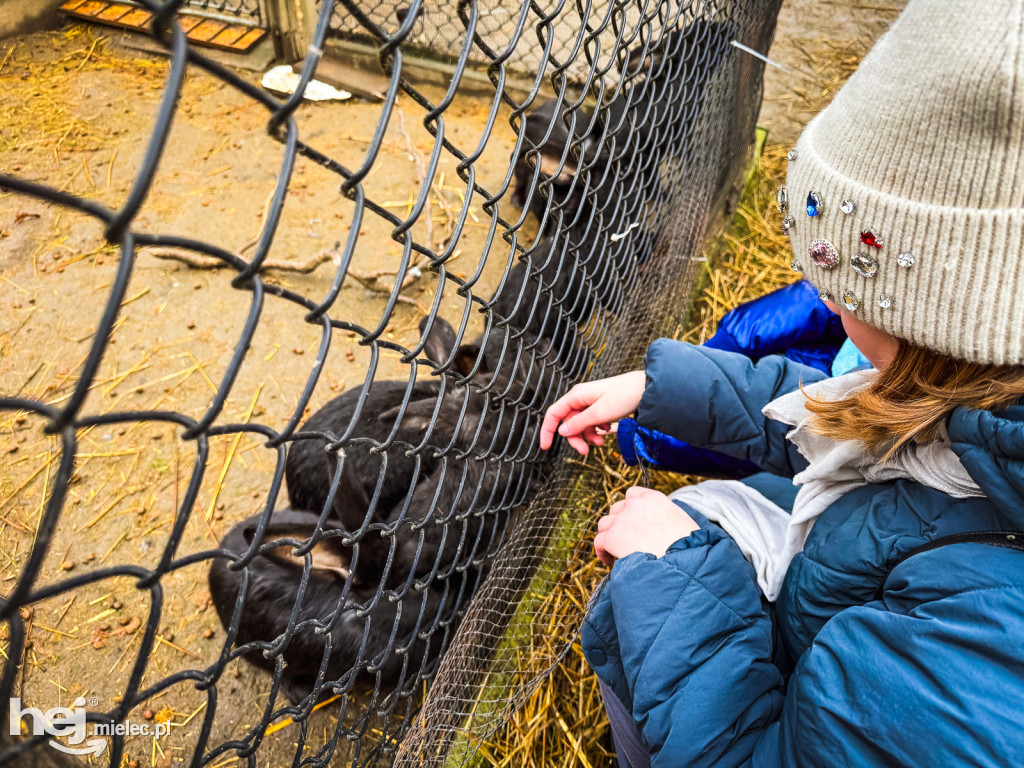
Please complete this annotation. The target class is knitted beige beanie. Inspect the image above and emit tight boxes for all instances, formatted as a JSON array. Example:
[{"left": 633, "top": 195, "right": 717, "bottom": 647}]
[{"left": 784, "top": 0, "right": 1024, "bottom": 365}]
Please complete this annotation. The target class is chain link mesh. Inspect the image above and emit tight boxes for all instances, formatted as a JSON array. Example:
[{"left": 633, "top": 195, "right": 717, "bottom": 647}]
[
  {"left": 125, "top": 0, "right": 267, "bottom": 26},
  {"left": 0, "top": 0, "right": 780, "bottom": 764}
]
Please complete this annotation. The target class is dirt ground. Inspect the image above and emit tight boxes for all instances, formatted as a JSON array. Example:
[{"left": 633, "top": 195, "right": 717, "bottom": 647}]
[
  {"left": 0, "top": 2, "right": 907, "bottom": 765},
  {"left": 0, "top": 22, "right": 533, "bottom": 767},
  {"left": 761, "top": 0, "right": 907, "bottom": 145}
]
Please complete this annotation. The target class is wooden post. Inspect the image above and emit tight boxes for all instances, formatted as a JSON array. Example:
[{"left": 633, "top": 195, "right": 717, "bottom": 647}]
[{"left": 265, "top": 0, "right": 318, "bottom": 63}]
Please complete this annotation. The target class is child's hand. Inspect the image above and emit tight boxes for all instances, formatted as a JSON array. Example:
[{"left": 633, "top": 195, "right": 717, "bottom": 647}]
[
  {"left": 594, "top": 486, "right": 699, "bottom": 565},
  {"left": 539, "top": 370, "right": 646, "bottom": 454}
]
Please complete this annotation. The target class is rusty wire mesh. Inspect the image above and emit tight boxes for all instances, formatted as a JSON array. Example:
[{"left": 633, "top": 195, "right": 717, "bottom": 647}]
[
  {"left": 0, "top": 0, "right": 780, "bottom": 765},
  {"left": 122, "top": 0, "right": 267, "bottom": 26}
]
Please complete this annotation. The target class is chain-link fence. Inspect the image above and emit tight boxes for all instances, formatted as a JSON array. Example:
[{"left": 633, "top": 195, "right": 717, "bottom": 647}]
[
  {"left": 135, "top": 0, "right": 267, "bottom": 26},
  {"left": 0, "top": 0, "right": 780, "bottom": 764}
]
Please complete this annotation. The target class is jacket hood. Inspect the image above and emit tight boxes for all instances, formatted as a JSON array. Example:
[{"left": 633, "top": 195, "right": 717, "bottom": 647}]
[{"left": 949, "top": 403, "right": 1024, "bottom": 527}]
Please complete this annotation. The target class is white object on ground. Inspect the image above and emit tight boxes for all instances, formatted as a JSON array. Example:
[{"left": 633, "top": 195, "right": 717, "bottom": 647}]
[{"left": 261, "top": 65, "right": 352, "bottom": 101}]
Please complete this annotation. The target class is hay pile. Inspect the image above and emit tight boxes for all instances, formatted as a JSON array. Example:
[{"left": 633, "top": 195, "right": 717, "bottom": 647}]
[{"left": 473, "top": 35, "right": 870, "bottom": 768}]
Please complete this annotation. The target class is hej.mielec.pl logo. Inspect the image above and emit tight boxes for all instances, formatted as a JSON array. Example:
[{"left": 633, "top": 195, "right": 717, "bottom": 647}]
[{"left": 9, "top": 697, "right": 171, "bottom": 757}]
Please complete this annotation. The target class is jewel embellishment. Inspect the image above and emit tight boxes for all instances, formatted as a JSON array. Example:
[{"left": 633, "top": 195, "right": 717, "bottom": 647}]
[
  {"left": 788, "top": 149, "right": 798, "bottom": 162},
  {"left": 878, "top": 294, "right": 893, "bottom": 309},
  {"left": 808, "top": 238, "right": 839, "bottom": 269},
  {"left": 781, "top": 215, "right": 796, "bottom": 234},
  {"left": 806, "top": 192, "right": 822, "bottom": 217},
  {"left": 818, "top": 288, "right": 832, "bottom": 302},
  {"left": 850, "top": 253, "right": 878, "bottom": 278},
  {"left": 842, "top": 291, "right": 860, "bottom": 311},
  {"left": 777, "top": 186, "right": 788, "bottom": 214},
  {"left": 897, "top": 251, "right": 915, "bottom": 268},
  {"left": 860, "top": 230, "right": 883, "bottom": 249},
  {"left": 840, "top": 199, "right": 856, "bottom": 215},
  {"left": 790, "top": 259, "right": 803, "bottom": 272}
]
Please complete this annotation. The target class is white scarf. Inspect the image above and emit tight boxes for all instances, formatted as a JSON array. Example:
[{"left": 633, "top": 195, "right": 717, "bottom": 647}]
[{"left": 669, "top": 370, "right": 984, "bottom": 601}]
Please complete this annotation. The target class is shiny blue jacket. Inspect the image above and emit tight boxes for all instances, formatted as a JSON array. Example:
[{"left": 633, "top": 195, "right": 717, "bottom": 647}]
[{"left": 582, "top": 340, "right": 1024, "bottom": 767}]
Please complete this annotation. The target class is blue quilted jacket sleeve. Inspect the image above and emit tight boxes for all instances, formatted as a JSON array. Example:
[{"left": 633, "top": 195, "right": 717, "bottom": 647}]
[
  {"left": 583, "top": 523, "right": 1024, "bottom": 768},
  {"left": 636, "top": 340, "right": 826, "bottom": 477},
  {"left": 583, "top": 510, "right": 785, "bottom": 768}
]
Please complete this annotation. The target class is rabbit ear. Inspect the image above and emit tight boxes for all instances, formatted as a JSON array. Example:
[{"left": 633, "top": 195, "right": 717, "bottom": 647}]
[
  {"left": 241, "top": 511, "right": 352, "bottom": 579},
  {"left": 260, "top": 525, "right": 352, "bottom": 580},
  {"left": 419, "top": 316, "right": 458, "bottom": 367},
  {"left": 539, "top": 152, "right": 578, "bottom": 183},
  {"left": 454, "top": 343, "right": 482, "bottom": 376},
  {"left": 379, "top": 396, "right": 438, "bottom": 432}
]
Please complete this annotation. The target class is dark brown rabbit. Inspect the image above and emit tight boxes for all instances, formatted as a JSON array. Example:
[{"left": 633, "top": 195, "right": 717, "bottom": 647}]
[{"left": 208, "top": 508, "right": 465, "bottom": 704}]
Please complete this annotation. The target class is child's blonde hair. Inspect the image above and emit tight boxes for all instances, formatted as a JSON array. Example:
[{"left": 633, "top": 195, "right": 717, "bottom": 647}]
[{"left": 806, "top": 343, "right": 1024, "bottom": 460}]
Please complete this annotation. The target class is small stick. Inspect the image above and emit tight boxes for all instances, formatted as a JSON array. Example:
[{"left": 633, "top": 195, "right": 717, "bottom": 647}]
[
  {"left": 206, "top": 384, "right": 262, "bottom": 520},
  {"left": 264, "top": 694, "right": 342, "bottom": 736},
  {"left": 33, "top": 624, "right": 76, "bottom": 639},
  {"left": 145, "top": 246, "right": 338, "bottom": 274},
  {"left": 178, "top": 701, "right": 208, "bottom": 728},
  {"left": 0, "top": 513, "right": 28, "bottom": 533},
  {"left": 111, "top": 631, "right": 141, "bottom": 673},
  {"left": 87, "top": 608, "right": 116, "bottom": 624},
  {"left": 77, "top": 490, "right": 130, "bottom": 532},
  {"left": 154, "top": 634, "right": 201, "bottom": 660},
  {"left": 106, "top": 146, "right": 117, "bottom": 187},
  {"left": 0, "top": 45, "right": 14, "bottom": 76},
  {"left": 73, "top": 35, "right": 101, "bottom": 72},
  {"left": 54, "top": 595, "right": 76, "bottom": 627},
  {"left": 395, "top": 103, "right": 434, "bottom": 246},
  {"left": 99, "top": 531, "right": 127, "bottom": 564}
]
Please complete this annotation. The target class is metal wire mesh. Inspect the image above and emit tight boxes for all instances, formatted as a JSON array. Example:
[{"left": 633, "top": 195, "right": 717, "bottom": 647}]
[
  {"left": 0, "top": 0, "right": 780, "bottom": 765},
  {"left": 126, "top": 0, "right": 267, "bottom": 26}
]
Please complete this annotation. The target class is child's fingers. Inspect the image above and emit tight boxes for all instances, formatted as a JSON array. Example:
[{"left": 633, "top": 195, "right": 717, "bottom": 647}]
[
  {"left": 624, "top": 485, "right": 658, "bottom": 500},
  {"left": 539, "top": 402, "right": 581, "bottom": 449},
  {"left": 539, "top": 381, "right": 605, "bottom": 448},
  {"left": 565, "top": 433, "right": 591, "bottom": 455},
  {"left": 607, "top": 498, "right": 627, "bottom": 517},
  {"left": 594, "top": 532, "right": 614, "bottom": 566},
  {"left": 558, "top": 405, "right": 616, "bottom": 440}
]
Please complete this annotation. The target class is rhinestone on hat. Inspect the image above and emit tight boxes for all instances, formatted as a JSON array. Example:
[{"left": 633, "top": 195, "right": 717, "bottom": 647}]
[
  {"left": 897, "top": 251, "right": 915, "bottom": 268},
  {"left": 777, "top": 186, "right": 788, "bottom": 214},
  {"left": 818, "top": 288, "right": 832, "bottom": 302},
  {"left": 840, "top": 199, "right": 856, "bottom": 215},
  {"left": 842, "top": 291, "right": 860, "bottom": 311},
  {"left": 860, "top": 230, "right": 883, "bottom": 249},
  {"left": 877, "top": 294, "right": 893, "bottom": 309},
  {"left": 782, "top": 215, "right": 796, "bottom": 234},
  {"left": 788, "top": 149, "right": 798, "bottom": 162},
  {"left": 806, "top": 192, "right": 822, "bottom": 217},
  {"left": 790, "top": 259, "right": 803, "bottom": 273},
  {"left": 808, "top": 238, "right": 839, "bottom": 269},
  {"left": 850, "top": 253, "right": 878, "bottom": 278}
]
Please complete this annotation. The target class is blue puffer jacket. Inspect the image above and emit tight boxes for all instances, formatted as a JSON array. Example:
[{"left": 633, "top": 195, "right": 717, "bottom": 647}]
[{"left": 582, "top": 340, "right": 1024, "bottom": 767}]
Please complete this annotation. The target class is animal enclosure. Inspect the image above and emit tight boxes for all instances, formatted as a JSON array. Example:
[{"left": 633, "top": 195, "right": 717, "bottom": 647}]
[{"left": 0, "top": 0, "right": 781, "bottom": 765}]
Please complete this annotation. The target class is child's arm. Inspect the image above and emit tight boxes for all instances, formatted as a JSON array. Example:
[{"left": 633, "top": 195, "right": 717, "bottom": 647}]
[
  {"left": 638, "top": 339, "right": 826, "bottom": 477},
  {"left": 540, "top": 340, "right": 826, "bottom": 476},
  {"left": 585, "top": 506, "right": 1024, "bottom": 767}
]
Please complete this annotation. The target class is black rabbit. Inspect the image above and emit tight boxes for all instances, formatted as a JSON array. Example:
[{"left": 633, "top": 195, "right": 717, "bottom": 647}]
[
  {"left": 209, "top": 316, "right": 540, "bottom": 703},
  {"left": 208, "top": 508, "right": 464, "bottom": 705},
  {"left": 283, "top": 316, "right": 488, "bottom": 577},
  {"left": 509, "top": 97, "right": 597, "bottom": 233},
  {"left": 508, "top": 20, "right": 733, "bottom": 233}
]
